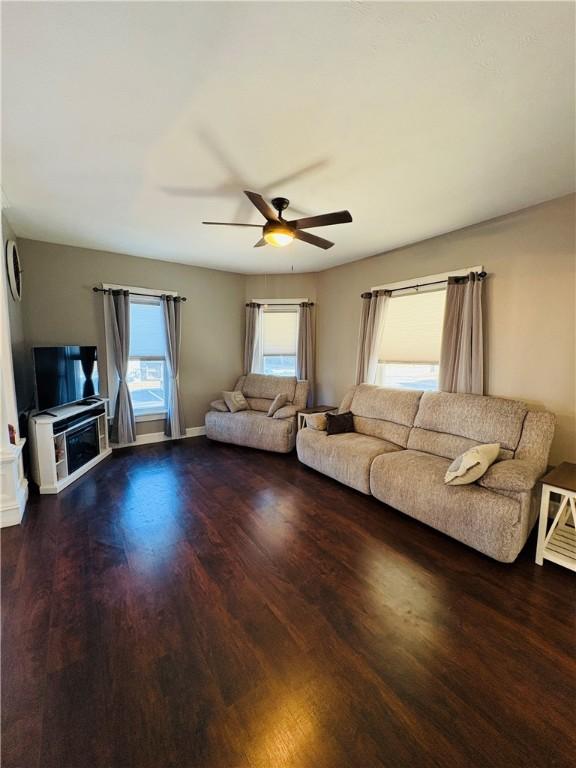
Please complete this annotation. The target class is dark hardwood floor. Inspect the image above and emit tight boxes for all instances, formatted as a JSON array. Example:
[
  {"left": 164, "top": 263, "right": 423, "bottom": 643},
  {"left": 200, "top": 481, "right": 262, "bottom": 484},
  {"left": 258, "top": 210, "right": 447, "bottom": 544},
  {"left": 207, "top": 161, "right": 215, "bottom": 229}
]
[{"left": 2, "top": 437, "right": 575, "bottom": 768}]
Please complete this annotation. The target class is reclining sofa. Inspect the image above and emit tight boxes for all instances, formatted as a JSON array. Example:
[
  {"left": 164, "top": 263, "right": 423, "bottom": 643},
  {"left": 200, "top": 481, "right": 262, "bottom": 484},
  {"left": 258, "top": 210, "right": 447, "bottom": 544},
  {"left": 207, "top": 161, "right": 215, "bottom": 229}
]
[
  {"left": 297, "top": 384, "right": 555, "bottom": 562},
  {"left": 205, "top": 373, "right": 309, "bottom": 454}
]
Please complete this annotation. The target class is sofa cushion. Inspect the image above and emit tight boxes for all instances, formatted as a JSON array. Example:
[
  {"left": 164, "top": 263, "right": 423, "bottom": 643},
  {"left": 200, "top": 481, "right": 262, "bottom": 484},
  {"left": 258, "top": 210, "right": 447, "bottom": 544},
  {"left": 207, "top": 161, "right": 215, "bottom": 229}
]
[
  {"left": 205, "top": 410, "right": 295, "bottom": 453},
  {"left": 352, "top": 416, "right": 411, "bottom": 449},
  {"left": 273, "top": 405, "right": 299, "bottom": 420},
  {"left": 210, "top": 399, "right": 229, "bottom": 413},
  {"left": 407, "top": 427, "right": 514, "bottom": 461},
  {"left": 351, "top": 385, "right": 423, "bottom": 425},
  {"left": 445, "top": 443, "right": 500, "bottom": 485},
  {"left": 370, "top": 450, "right": 522, "bottom": 562},
  {"left": 349, "top": 385, "right": 423, "bottom": 447},
  {"left": 297, "top": 428, "right": 402, "bottom": 494},
  {"left": 246, "top": 397, "right": 273, "bottom": 412},
  {"left": 414, "top": 392, "right": 528, "bottom": 452},
  {"left": 242, "top": 373, "right": 297, "bottom": 401}
]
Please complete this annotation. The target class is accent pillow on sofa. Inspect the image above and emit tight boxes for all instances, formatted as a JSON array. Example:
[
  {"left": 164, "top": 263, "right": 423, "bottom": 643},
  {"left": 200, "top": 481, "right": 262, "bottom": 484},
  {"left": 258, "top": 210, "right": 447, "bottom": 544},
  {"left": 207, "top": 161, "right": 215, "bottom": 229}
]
[
  {"left": 267, "top": 393, "right": 289, "bottom": 417},
  {"left": 306, "top": 412, "right": 328, "bottom": 431},
  {"left": 222, "top": 390, "right": 250, "bottom": 413},
  {"left": 326, "top": 411, "right": 354, "bottom": 436},
  {"left": 444, "top": 443, "right": 500, "bottom": 486},
  {"left": 210, "top": 399, "right": 229, "bottom": 412}
]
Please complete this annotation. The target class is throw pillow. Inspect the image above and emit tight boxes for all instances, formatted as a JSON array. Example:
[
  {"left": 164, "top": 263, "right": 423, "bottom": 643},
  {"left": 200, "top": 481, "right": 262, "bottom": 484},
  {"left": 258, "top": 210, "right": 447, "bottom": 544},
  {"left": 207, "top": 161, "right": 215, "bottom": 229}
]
[
  {"left": 267, "top": 393, "right": 289, "bottom": 417},
  {"left": 306, "top": 412, "right": 328, "bottom": 431},
  {"left": 222, "top": 390, "right": 249, "bottom": 413},
  {"left": 210, "top": 399, "right": 229, "bottom": 412},
  {"left": 444, "top": 443, "right": 501, "bottom": 486},
  {"left": 273, "top": 405, "right": 298, "bottom": 420},
  {"left": 326, "top": 411, "right": 354, "bottom": 436}
]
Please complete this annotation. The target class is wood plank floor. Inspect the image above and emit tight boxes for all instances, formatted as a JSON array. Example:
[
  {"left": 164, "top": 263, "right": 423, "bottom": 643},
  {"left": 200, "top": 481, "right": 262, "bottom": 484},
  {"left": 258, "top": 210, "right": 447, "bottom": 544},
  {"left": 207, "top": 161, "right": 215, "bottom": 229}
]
[{"left": 2, "top": 437, "right": 575, "bottom": 768}]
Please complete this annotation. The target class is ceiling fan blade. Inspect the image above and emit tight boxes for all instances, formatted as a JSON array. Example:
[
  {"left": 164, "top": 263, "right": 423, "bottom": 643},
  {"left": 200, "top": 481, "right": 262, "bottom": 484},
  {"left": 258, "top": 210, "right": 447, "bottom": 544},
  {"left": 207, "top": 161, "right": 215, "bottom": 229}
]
[
  {"left": 244, "top": 190, "right": 279, "bottom": 221},
  {"left": 253, "top": 238, "right": 267, "bottom": 248},
  {"left": 294, "top": 230, "right": 334, "bottom": 250},
  {"left": 202, "top": 221, "right": 261, "bottom": 227},
  {"left": 289, "top": 210, "right": 352, "bottom": 229}
]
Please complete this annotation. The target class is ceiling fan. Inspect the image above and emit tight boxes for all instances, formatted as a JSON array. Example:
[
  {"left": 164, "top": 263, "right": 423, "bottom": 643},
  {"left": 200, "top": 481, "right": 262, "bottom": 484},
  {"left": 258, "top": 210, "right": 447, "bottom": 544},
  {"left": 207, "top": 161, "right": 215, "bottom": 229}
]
[{"left": 202, "top": 191, "right": 352, "bottom": 250}]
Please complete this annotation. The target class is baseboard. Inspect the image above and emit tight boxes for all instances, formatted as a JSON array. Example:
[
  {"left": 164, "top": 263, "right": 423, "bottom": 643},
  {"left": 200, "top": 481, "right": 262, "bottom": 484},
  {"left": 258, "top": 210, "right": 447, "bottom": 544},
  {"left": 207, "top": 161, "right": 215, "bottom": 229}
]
[{"left": 112, "top": 426, "right": 206, "bottom": 450}]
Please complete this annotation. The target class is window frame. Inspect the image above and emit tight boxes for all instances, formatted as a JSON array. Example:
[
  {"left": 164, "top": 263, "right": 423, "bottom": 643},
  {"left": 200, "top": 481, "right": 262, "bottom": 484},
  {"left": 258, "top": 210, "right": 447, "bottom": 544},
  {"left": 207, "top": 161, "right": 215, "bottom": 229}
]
[
  {"left": 102, "top": 283, "right": 177, "bottom": 422},
  {"left": 251, "top": 298, "right": 305, "bottom": 378},
  {"left": 371, "top": 267, "right": 482, "bottom": 392}
]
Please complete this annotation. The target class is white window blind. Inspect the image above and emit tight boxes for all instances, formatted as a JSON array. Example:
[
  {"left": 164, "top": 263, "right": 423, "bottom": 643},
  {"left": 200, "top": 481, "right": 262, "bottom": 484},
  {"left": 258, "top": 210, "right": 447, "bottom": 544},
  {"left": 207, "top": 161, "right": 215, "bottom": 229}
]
[
  {"left": 127, "top": 297, "right": 168, "bottom": 417},
  {"left": 129, "top": 300, "right": 166, "bottom": 357},
  {"left": 262, "top": 310, "right": 298, "bottom": 356},
  {"left": 378, "top": 289, "right": 446, "bottom": 364}
]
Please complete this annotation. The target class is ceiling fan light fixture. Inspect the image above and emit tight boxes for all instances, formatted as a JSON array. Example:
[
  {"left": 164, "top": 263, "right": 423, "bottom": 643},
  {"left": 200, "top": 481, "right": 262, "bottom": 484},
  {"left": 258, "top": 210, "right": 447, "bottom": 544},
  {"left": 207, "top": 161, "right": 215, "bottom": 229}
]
[{"left": 263, "top": 226, "right": 294, "bottom": 248}]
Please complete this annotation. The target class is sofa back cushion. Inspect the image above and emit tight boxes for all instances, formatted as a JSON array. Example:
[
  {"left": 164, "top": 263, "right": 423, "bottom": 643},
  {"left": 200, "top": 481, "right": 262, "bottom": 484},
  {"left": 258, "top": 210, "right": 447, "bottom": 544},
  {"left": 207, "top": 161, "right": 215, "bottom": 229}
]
[
  {"left": 349, "top": 385, "right": 424, "bottom": 448},
  {"left": 242, "top": 373, "right": 297, "bottom": 402},
  {"left": 412, "top": 392, "right": 528, "bottom": 453},
  {"left": 407, "top": 428, "right": 514, "bottom": 461}
]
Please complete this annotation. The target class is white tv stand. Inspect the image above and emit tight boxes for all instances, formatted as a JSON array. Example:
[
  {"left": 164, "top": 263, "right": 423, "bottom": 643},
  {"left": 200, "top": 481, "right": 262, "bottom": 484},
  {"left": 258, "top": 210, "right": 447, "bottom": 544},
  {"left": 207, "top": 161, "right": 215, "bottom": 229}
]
[{"left": 29, "top": 398, "right": 112, "bottom": 494}]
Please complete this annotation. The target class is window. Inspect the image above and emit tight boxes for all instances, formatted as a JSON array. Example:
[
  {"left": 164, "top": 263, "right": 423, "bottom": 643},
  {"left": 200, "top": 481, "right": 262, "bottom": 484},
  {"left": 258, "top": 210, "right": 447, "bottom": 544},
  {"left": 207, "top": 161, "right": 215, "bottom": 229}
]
[
  {"left": 375, "top": 289, "right": 446, "bottom": 391},
  {"left": 258, "top": 306, "right": 298, "bottom": 376},
  {"left": 128, "top": 297, "right": 168, "bottom": 417}
]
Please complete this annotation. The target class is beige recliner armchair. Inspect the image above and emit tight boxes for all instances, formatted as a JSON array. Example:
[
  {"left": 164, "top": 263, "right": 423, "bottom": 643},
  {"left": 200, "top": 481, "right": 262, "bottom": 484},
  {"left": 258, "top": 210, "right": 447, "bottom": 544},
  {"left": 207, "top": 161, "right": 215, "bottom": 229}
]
[{"left": 205, "top": 373, "right": 309, "bottom": 453}]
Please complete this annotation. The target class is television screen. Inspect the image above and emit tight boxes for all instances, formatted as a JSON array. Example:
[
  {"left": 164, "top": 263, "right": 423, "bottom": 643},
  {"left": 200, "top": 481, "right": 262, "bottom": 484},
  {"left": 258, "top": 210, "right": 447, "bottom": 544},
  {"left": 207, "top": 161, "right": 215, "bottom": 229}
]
[{"left": 33, "top": 346, "right": 100, "bottom": 411}]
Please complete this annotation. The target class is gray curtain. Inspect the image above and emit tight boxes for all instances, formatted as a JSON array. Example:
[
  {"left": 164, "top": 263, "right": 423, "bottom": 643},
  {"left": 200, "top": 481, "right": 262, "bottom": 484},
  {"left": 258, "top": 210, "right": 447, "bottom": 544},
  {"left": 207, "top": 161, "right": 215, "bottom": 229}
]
[
  {"left": 162, "top": 295, "right": 186, "bottom": 438},
  {"left": 105, "top": 290, "right": 136, "bottom": 444},
  {"left": 355, "top": 290, "right": 390, "bottom": 384},
  {"left": 297, "top": 302, "right": 315, "bottom": 406},
  {"left": 439, "top": 272, "right": 485, "bottom": 395},
  {"left": 244, "top": 302, "right": 260, "bottom": 374}
]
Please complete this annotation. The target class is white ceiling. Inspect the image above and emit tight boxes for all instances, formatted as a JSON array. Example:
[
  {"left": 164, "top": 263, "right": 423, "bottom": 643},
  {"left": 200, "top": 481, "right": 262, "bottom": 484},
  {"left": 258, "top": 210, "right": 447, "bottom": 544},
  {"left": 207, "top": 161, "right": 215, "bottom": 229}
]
[{"left": 2, "top": 2, "right": 574, "bottom": 274}]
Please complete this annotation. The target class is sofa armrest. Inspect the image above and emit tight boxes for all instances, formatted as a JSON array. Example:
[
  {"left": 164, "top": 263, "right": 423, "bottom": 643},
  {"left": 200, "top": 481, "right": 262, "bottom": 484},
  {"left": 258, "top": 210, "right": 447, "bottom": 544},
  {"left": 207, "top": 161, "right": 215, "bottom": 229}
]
[
  {"left": 272, "top": 405, "right": 298, "bottom": 420},
  {"left": 478, "top": 459, "right": 542, "bottom": 493}
]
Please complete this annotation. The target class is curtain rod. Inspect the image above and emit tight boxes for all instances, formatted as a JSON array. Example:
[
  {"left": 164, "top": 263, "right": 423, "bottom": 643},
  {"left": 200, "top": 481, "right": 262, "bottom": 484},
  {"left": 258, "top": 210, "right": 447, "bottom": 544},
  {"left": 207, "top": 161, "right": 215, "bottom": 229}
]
[
  {"left": 361, "top": 271, "right": 487, "bottom": 298},
  {"left": 93, "top": 287, "right": 187, "bottom": 301},
  {"left": 245, "top": 302, "right": 315, "bottom": 308}
]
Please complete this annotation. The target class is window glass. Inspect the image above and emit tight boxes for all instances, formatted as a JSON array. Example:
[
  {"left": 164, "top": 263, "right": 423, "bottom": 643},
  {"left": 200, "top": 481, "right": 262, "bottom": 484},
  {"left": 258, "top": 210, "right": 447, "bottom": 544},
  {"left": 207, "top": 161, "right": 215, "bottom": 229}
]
[
  {"left": 376, "top": 289, "right": 446, "bottom": 391},
  {"left": 375, "top": 362, "right": 440, "bottom": 392},
  {"left": 128, "top": 299, "right": 167, "bottom": 415},
  {"left": 260, "top": 308, "right": 298, "bottom": 377}
]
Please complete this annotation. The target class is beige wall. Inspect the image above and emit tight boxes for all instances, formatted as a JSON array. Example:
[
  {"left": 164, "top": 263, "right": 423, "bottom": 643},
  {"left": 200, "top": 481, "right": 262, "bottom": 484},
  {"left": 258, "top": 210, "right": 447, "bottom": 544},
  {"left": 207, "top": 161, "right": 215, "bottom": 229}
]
[
  {"left": 244, "top": 273, "right": 318, "bottom": 302},
  {"left": 315, "top": 195, "right": 575, "bottom": 464},
  {"left": 17, "top": 240, "right": 245, "bottom": 434},
  {"left": 11, "top": 194, "right": 576, "bottom": 462}
]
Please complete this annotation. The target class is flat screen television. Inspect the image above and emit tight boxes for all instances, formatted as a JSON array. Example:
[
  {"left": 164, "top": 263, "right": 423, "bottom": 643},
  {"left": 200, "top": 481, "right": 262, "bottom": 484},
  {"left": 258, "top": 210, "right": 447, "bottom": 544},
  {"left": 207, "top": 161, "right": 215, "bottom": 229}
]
[{"left": 33, "top": 346, "right": 100, "bottom": 411}]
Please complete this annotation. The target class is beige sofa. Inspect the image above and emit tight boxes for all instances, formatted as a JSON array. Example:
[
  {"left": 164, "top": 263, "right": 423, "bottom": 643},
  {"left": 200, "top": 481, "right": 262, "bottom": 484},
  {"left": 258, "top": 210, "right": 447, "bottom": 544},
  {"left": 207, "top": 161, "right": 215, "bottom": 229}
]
[
  {"left": 297, "top": 385, "right": 555, "bottom": 562},
  {"left": 205, "top": 373, "right": 309, "bottom": 453}
]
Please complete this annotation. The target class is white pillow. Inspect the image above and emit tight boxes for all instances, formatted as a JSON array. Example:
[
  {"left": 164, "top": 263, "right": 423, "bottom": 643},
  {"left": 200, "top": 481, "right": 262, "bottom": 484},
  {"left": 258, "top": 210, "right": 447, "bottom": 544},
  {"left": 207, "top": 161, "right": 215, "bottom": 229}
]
[
  {"left": 444, "top": 443, "right": 501, "bottom": 486},
  {"left": 306, "top": 412, "right": 328, "bottom": 431}
]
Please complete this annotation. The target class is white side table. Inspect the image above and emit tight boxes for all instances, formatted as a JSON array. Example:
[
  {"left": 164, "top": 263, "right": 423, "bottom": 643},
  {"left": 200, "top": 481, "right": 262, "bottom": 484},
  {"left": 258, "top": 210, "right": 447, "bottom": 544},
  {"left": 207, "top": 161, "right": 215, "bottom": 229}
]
[{"left": 536, "top": 462, "right": 576, "bottom": 572}]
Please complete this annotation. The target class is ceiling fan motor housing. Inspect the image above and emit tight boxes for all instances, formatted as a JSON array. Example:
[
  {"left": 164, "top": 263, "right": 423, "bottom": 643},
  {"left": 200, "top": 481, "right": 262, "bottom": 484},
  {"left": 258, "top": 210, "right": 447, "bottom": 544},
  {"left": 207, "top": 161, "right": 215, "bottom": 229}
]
[
  {"left": 271, "top": 197, "right": 290, "bottom": 216},
  {"left": 263, "top": 219, "right": 294, "bottom": 236}
]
